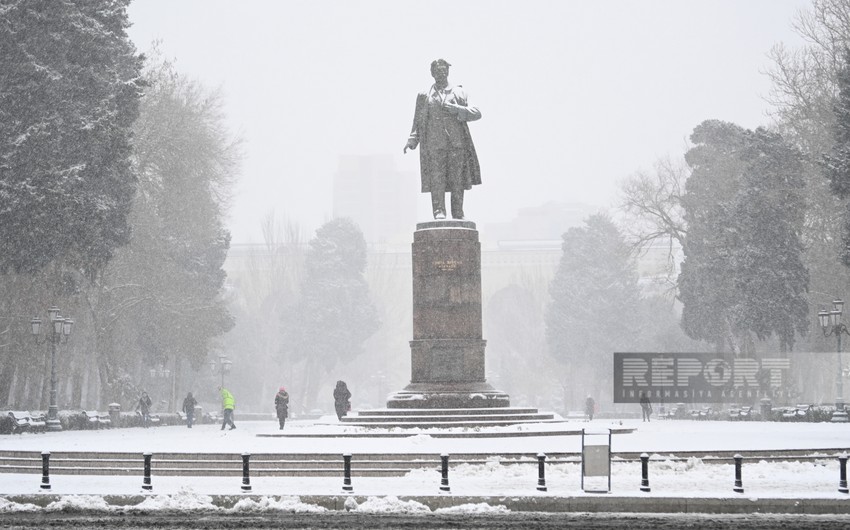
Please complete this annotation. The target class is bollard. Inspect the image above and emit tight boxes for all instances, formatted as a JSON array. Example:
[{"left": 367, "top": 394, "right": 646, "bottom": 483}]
[
  {"left": 342, "top": 453, "right": 353, "bottom": 492},
  {"left": 241, "top": 453, "right": 252, "bottom": 492},
  {"left": 839, "top": 453, "right": 849, "bottom": 494},
  {"left": 440, "top": 453, "right": 450, "bottom": 492},
  {"left": 536, "top": 453, "right": 547, "bottom": 492},
  {"left": 142, "top": 452, "right": 153, "bottom": 491},
  {"left": 640, "top": 452, "right": 651, "bottom": 492},
  {"left": 40, "top": 451, "right": 51, "bottom": 491},
  {"left": 733, "top": 454, "right": 744, "bottom": 493}
]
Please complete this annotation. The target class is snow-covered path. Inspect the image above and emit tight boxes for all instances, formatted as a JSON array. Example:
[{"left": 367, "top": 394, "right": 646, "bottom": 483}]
[{"left": 0, "top": 417, "right": 847, "bottom": 454}]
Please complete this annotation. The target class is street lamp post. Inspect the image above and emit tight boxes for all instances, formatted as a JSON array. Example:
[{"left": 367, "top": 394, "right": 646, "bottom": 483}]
[
  {"left": 31, "top": 306, "right": 73, "bottom": 432},
  {"left": 818, "top": 298, "right": 849, "bottom": 423},
  {"left": 209, "top": 354, "right": 232, "bottom": 387}
]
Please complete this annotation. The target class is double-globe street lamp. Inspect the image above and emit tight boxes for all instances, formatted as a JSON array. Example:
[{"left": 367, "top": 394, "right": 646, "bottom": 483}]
[
  {"left": 30, "top": 306, "right": 73, "bottom": 432},
  {"left": 818, "top": 298, "right": 850, "bottom": 422},
  {"left": 209, "top": 354, "right": 232, "bottom": 387}
]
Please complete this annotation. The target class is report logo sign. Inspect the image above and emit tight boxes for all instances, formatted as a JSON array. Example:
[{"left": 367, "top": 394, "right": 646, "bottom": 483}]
[{"left": 613, "top": 352, "right": 791, "bottom": 403}]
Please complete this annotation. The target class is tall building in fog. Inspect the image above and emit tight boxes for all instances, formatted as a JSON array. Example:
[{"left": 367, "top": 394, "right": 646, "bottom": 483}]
[
  {"left": 481, "top": 201, "right": 601, "bottom": 250},
  {"left": 332, "top": 154, "right": 417, "bottom": 250}
]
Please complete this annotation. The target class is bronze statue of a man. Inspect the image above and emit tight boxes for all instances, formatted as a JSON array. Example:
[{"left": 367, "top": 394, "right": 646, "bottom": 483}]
[{"left": 404, "top": 59, "right": 481, "bottom": 220}]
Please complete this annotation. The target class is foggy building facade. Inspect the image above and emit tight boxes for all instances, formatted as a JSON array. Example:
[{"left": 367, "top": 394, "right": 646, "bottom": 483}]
[{"left": 332, "top": 154, "right": 417, "bottom": 251}]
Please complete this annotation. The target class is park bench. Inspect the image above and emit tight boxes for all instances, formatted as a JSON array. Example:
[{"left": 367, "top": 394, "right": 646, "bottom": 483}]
[
  {"left": 794, "top": 404, "right": 813, "bottom": 419},
  {"left": 8, "top": 411, "right": 46, "bottom": 434},
  {"left": 81, "top": 410, "right": 99, "bottom": 429},
  {"left": 779, "top": 406, "right": 796, "bottom": 419},
  {"left": 81, "top": 410, "right": 111, "bottom": 429},
  {"left": 689, "top": 407, "right": 713, "bottom": 420},
  {"left": 780, "top": 404, "right": 812, "bottom": 421},
  {"left": 136, "top": 410, "right": 160, "bottom": 426}
]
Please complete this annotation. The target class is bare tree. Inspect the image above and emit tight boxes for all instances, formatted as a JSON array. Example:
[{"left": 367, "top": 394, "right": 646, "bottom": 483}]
[
  {"left": 618, "top": 155, "right": 689, "bottom": 288},
  {"left": 766, "top": 0, "right": 850, "bottom": 153}
]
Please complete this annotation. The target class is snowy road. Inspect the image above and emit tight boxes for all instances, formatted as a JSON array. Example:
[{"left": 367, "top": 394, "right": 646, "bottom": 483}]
[{"left": 1, "top": 511, "right": 849, "bottom": 529}]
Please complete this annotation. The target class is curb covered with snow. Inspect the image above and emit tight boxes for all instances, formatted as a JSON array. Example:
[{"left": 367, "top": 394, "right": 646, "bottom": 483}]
[{"left": 0, "top": 492, "right": 848, "bottom": 515}]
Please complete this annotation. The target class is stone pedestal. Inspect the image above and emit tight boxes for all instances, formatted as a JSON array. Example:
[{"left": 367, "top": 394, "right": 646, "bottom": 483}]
[{"left": 387, "top": 220, "right": 509, "bottom": 409}]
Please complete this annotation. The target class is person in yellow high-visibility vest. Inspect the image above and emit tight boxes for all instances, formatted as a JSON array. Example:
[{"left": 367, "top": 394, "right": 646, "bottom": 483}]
[{"left": 219, "top": 387, "right": 236, "bottom": 430}]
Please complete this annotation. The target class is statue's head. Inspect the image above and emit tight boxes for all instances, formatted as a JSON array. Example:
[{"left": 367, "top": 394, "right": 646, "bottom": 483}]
[{"left": 430, "top": 58, "right": 451, "bottom": 78}]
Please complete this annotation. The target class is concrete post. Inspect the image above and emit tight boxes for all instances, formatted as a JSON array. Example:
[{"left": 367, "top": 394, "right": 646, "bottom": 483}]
[
  {"left": 759, "top": 398, "right": 772, "bottom": 421},
  {"left": 108, "top": 403, "right": 121, "bottom": 427}
]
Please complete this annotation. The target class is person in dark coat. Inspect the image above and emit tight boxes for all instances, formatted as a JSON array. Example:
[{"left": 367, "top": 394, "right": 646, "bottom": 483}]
[
  {"left": 182, "top": 392, "right": 198, "bottom": 428},
  {"left": 585, "top": 395, "right": 596, "bottom": 422},
  {"left": 274, "top": 386, "right": 290, "bottom": 430},
  {"left": 136, "top": 391, "right": 153, "bottom": 428},
  {"left": 333, "top": 380, "right": 351, "bottom": 421},
  {"left": 639, "top": 392, "right": 653, "bottom": 422}
]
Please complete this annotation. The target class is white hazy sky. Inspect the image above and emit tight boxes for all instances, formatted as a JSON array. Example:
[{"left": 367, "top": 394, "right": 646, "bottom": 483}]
[{"left": 126, "top": 0, "right": 810, "bottom": 244}]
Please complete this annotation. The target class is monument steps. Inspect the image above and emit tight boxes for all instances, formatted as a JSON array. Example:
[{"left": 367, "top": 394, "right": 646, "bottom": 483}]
[
  {"left": 342, "top": 414, "right": 556, "bottom": 423},
  {"left": 353, "top": 407, "right": 543, "bottom": 416},
  {"left": 334, "top": 407, "right": 561, "bottom": 428}
]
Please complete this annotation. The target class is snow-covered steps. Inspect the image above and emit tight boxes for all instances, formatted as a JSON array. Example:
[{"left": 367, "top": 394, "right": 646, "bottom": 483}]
[{"left": 327, "top": 407, "right": 562, "bottom": 429}]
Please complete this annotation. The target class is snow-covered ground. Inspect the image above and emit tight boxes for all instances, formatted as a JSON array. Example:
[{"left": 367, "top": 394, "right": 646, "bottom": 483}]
[
  {"left": 0, "top": 415, "right": 847, "bottom": 454},
  {"left": 0, "top": 417, "right": 847, "bottom": 504}
]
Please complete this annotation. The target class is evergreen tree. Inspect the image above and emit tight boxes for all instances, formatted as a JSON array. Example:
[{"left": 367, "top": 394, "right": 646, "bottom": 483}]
[
  {"left": 545, "top": 214, "right": 641, "bottom": 407},
  {"left": 680, "top": 120, "right": 808, "bottom": 354},
  {"left": 680, "top": 121, "right": 751, "bottom": 351},
  {"left": 281, "top": 218, "right": 380, "bottom": 410},
  {"left": 0, "top": 0, "right": 143, "bottom": 275},
  {"left": 736, "top": 128, "right": 809, "bottom": 351}
]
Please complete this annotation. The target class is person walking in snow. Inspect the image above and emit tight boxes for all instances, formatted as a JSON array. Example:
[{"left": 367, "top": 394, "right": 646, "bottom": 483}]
[
  {"left": 333, "top": 380, "right": 351, "bottom": 421},
  {"left": 274, "top": 386, "right": 290, "bottom": 430},
  {"left": 219, "top": 386, "right": 236, "bottom": 430},
  {"left": 585, "top": 395, "right": 596, "bottom": 422},
  {"left": 135, "top": 391, "right": 153, "bottom": 428},
  {"left": 182, "top": 392, "right": 197, "bottom": 428},
  {"left": 639, "top": 392, "right": 653, "bottom": 422}
]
